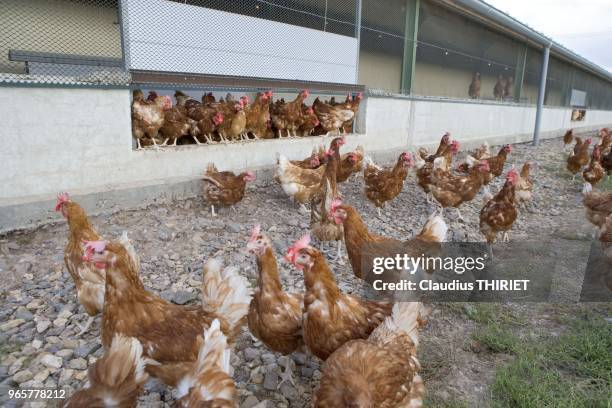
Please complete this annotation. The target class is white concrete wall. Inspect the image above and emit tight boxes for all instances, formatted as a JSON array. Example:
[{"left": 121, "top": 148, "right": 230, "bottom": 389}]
[{"left": 1, "top": 87, "right": 612, "bottom": 232}]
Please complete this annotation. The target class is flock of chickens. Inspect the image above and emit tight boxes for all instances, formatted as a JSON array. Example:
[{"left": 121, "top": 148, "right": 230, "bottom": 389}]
[
  {"left": 566, "top": 128, "right": 612, "bottom": 267},
  {"left": 53, "top": 123, "right": 612, "bottom": 406},
  {"left": 131, "top": 89, "right": 362, "bottom": 149},
  {"left": 468, "top": 72, "right": 515, "bottom": 101}
]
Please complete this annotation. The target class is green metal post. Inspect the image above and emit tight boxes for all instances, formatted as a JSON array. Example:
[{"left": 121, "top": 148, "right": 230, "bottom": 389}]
[
  {"left": 401, "top": 0, "right": 420, "bottom": 95},
  {"left": 513, "top": 44, "right": 527, "bottom": 103}
]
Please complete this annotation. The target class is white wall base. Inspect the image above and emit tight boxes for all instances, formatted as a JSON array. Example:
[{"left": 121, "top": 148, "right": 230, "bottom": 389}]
[{"left": 1, "top": 87, "right": 611, "bottom": 233}]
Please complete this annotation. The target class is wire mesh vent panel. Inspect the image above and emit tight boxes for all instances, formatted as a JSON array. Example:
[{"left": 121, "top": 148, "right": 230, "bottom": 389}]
[
  {"left": 0, "top": 0, "right": 129, "bottom": 86},
  {"left": 120, "top": 0, "right": 359, "bottom": 84}
]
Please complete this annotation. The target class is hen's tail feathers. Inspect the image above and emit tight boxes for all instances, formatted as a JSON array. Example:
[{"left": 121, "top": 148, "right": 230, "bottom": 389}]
[
  {"left": 413, "top": 153, "right": 426, "bottom": 170},
  {"left": 175, "top": 319, "right": 236, "bottom": 404},
  {"left": 364, "top": 156, "right": 381, "bottom": 171},
  {"left": 201, "top": 258, "right": 252, "bottom": 339},
  {"left": 407, "top": 374, "right": 426, "bottom": 408},
  {"left": 205, "top": 162, "right": 218, "bottom": 175},
  {"left": 416, "top": 213, "right": 448, "bottom": 243},
  {"left": 77, "top": 335, "right": 150, "bottom": 406},
  {"left": 196, "top": 319, "right": 231, "bottom": 375},
  {"left": 118, "top": 231, "right": 141, "bottom": 274},
  {"left": 370, "top": 302, "right": 424, "bottom": 347},
  {"left": 276, "top": 154, "right": 291, "bottom": 178}
]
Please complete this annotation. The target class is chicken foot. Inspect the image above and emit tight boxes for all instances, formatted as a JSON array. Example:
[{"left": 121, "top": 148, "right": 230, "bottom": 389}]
[
  {"left": 277, "top": 357, "right": 297, "bottom": 390},
  {"left": 204, "top": 133, "right": 218, "bottom": 144},
  {"left": 210, "top": 205, "right": 217, "bottom": 217},
  {"left": 192, "top": 135, "right": 204, "bottom": 145},
  {"left": 454, "top": 207, "right": 464, "bottom": 221},
  {"left": 75, "top": 315, "right": 95, "bottom": 338}
]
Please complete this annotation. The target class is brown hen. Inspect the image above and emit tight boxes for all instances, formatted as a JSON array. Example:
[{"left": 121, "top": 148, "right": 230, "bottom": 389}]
[
  {"left": 56, "top": 193, "right": 139, "bottom": 336},
  {"left": 480, "top": 169, "right": 519, "bottom": 245},
  {"left": 83, "top": 243, "right": 250, "bottom": 387},
  {"left": 285, "top": 235, "right": 392, "bottom": 360},
  {"left": 203, "top": 163, "right": 256, "bottom": 216},
  {"left": 314, "top": 302, "right": 426, "bottom": 408},
  {"left": 364, "top": 153, "right": 413, "bottom": 217}
]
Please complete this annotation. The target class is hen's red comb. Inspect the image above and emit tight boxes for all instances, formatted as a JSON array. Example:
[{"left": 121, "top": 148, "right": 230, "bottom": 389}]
[
  {"left": 55, "top": 192, "right": 70, "bottom": 211},
  {"left": 331, "top": 198, "right": 343, "bottom": 212},
  {"left": 249, "top": 224, "right": 261, "bottom": 243},
  {"left": 285, "top": 234, "right": 311, "bottom": 265}
]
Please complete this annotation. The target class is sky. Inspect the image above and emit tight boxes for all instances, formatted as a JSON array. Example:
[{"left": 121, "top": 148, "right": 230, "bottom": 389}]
[{"left": 484, "top": 0, "right": 612, "bottom": 73}]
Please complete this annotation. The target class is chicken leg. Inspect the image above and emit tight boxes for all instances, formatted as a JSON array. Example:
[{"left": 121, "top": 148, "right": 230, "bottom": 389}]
[
  {"left": 136, "top": 139, "right": 143, "bottom": 150},
  {"left": 149, "top": 138, "right": 163, "bottom": 151},
  {"left": 377, "top": 207, "right": 382, "bottom": 218},
  {"left": 210, "top": 205, "right": 216, "bottom": 217},
  {"left": 336, "top": 240, "right": 345, "bottom": 265},
  {"left": 75, "top": 315, "right": 95, "bottom": 338},
  {"left": 219, "top": 133, "right": 230, "bottom": 144},
  {"left": 192, "top": 135, "right": 204, "bottom": 145}
]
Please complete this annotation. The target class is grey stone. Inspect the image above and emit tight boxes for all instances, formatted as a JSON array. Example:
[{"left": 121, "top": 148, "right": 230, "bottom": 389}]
[
  {"left": 263, "top": 371, "right": 278, "bottom": 390},
  {"left": 12, "top": 370, "right": 33, "bottom": 384},
  {"left": 74, "top": 343, "right": 101, "bottom": 359},
  {"left": 243, "top": 347, "right": 260, "bottom": 362},
  {"left": 13, "top": 307, "right": 34, "bottom": 321},
  {"left": 226, "top": 223, "right": 241, "bottom": 233},
  {"left": 40, "top": 354, "right": 62, "bottom": 370},
  {"left": 261, "top": 353, "right": 276, "bottom": 365},
  {"left": 279, "top": 382, "right": 299, "bottom": 401},
  {"left": 242, "top": 395, "right": 260, "bottom": 408},
  {"left": 172, "top": 290, "right": 195, "bottom": 305}
]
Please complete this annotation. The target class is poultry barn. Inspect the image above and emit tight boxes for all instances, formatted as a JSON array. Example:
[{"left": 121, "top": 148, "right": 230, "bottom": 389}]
[
  {"left": 0, "top": 0, "right": 611, "bottom": 407},
  {"left": 1, "top": 0, "right": 612, "bottom": 229}
]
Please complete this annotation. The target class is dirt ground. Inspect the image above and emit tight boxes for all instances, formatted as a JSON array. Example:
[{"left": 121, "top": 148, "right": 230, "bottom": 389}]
[{"left": 0, "top": 135, "right": 610, "bottom": 407}]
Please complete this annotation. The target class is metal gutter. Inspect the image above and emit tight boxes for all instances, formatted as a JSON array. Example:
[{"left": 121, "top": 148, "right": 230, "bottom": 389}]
[{"left": 444, "top": 0, "right": 612, "bottom": 83}]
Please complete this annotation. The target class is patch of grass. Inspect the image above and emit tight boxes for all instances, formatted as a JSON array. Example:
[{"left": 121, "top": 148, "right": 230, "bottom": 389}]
[
  {"left": 463, "top": 303, "right": 523, "bottom": 326},
  {"left": 471, "top": 322, "right": 520, "bottom": 353},
  {"left": 491, "top": 313, "right": 611, "bottom": 408},
  {"left": 597, "top": 176, "right": 612, "bottom": 191},
  {"left": 545, "top": 313, "right": 612, "bottom": 381}
]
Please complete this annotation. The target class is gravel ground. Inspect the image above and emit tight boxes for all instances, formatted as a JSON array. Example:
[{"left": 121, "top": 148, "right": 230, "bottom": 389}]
[{"left": 0, "top": 135, "right": 608, "bottom": 407}]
